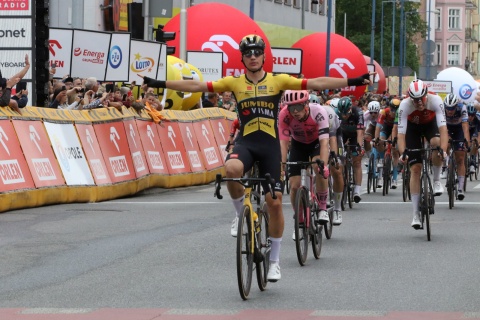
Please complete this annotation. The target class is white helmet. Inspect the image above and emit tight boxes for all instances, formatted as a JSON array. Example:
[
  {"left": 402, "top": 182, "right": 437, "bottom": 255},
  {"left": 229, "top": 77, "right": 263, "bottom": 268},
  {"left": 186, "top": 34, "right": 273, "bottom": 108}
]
[
  {"left": 408, "top": 79, "right": 428, "bottom": 99},
  {"left": 367, "top": 101, "right": 381, "bottom": 113},
  {"left": 443, "top": 93, "right": 459, "bottom": 111},
  {"left": 330, "top": 98, "right": 340, "bottom": 108}
]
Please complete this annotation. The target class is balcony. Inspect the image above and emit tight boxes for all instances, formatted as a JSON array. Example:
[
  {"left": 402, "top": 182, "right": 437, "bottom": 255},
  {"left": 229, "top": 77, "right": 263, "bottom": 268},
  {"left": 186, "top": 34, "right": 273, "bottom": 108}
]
[
  {"left": 466, "top": 27, "right": 478, "bottom": 42},
  {"left": 466, "top": 0, "right": 478, "bottom": 10}
]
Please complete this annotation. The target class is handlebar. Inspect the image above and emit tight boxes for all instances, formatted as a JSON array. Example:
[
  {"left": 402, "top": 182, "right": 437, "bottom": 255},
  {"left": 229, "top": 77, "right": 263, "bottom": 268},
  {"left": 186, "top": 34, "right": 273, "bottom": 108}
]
[{"left": 214, "top": 173, "right": 277, "bottom": 200}]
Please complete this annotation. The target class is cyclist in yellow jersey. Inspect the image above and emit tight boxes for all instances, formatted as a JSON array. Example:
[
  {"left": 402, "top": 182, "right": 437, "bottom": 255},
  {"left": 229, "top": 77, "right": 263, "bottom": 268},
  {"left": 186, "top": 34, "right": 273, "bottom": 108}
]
[{"left": 140, "top": 34, "right": 370, "bottom": 282}]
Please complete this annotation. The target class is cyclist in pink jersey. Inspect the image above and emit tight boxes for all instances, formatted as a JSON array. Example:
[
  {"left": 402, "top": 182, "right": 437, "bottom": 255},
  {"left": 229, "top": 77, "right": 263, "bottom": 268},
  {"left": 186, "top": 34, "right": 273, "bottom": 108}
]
[
  {"left": 397, "top": 79, "right": 448, "bottom": 229},
  {"left": 279, "top": 90, "right": 331, "bottom": 236}
]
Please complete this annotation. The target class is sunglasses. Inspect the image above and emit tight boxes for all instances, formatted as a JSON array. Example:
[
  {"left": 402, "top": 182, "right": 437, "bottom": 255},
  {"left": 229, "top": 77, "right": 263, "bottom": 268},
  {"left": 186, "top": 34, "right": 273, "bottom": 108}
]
[
  {"left": 242, "top": 49, "right": 264, "bottom": 58},
  {"left": 370, "top": 112, "right": 378, "bottom": 115},
  {"left": 287, "top": 103, "right": 305, "bottom": 113}
]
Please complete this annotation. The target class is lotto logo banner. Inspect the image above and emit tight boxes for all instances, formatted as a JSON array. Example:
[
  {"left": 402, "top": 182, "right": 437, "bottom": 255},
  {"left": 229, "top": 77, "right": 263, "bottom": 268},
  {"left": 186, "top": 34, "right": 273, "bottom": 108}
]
[
  {"left": 177, "top": 122, "right": 205, "bottom": 172},
  {"left": 135, "top": 120, "right": 170, "bottom": 175},
  {"left": 43, "top": 122, "right": 95, "bottom": 186},
  {"left": 71, "top": 29, "right": 111, "bottom": 81},
  {"left": 93, "top": 122, "right": 136, "bottom": 183},
  {"left": 123, "top": 119, "right": 149, "bottom": 178},
  {"left": 192, "top": 120, "right": 222, "bottom": 170},
  {"left": 75, "top": 123, "right": 112, "bottom": 185},
  {"left": 209, "top": 118, "right": 232, "bottom": 165},
  {"left": 156, "top": 123, "right": 190, "bottom": 174},
  {"left": 0, "top": 119, "right": 35, "bottom": 192},
  {"left": 12, "top": 120, "right": 65, "bottom": 187}
]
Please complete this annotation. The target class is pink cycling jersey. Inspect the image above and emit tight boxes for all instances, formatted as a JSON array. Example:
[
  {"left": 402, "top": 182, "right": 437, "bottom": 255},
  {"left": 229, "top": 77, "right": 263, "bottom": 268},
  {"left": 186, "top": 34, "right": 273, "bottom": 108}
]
[{"left": 278, "top": 104, "right": 330, "bottom": 144}]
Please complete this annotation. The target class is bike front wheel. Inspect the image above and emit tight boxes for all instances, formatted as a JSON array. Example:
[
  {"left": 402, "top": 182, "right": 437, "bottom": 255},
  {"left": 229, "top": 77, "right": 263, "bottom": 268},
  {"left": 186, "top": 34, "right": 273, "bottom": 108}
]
[
  {"left": 294, "top": 187, "right": 309, "bottom": 266},
  {"left": 237, "top": 206, "right": 253, "bottom": 300},
  {"left": 255, "top": 201, "right": 270, "bottom": 291}
]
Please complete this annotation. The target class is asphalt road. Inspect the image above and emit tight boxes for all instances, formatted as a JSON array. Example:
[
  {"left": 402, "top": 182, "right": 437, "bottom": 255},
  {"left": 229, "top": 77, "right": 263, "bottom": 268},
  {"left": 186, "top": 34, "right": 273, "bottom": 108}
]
[{"left": 1, "top": 174, "right": 480, "bottom": 318}]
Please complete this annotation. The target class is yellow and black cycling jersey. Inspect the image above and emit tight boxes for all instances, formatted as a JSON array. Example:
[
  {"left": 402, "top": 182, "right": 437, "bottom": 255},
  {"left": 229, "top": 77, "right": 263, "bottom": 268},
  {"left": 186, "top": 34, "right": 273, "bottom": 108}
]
[{"left": 207, "top": 73, "right": 307, "bottom": 141}]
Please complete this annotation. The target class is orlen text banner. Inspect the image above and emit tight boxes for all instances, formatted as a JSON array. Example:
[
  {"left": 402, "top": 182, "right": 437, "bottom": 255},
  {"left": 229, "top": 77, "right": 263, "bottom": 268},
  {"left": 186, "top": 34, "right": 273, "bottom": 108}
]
[
  {"left": 156, "top": 122, "right": 191, "bottom": 174},
  {"left": 71, "top": 30, "right": 111, "bottom": 81},
  {"left": 123, "top": 119, "right": 149, "bottom": 178},
  {"left": 0, "top": 119, "right": 35, "bottom": 192},
  {"left": 106, "top": 32, "right": 131, "bottom": 82},
  {"left": 129, "top": 40, "right": 161, "bottom": 84},
  {"left": 192, "top": 120, "right": 222, "bottom": 171},
  {"left": 75, "top": 123, "right": 112, "bottom": 185},
  {"left": 49, "top": 28, "right": 74, "bottom": 79},
  {"left": 43, "top": 122, "right": 95, "bottom": 186},
  {"left": 209, "top": 118, "right": 231, "bottom": 164},
  {"left": 177, "top": 122, "right": 205, "bottom": 172},
  {"left": 12, "top": 120, "right": 65, "bottom": 187},
  {"left": 93, "top": 122, "right": 136, "bottom": 183},
  {"left": 135, "top": 120, "right": 170, "bottom": 175}
]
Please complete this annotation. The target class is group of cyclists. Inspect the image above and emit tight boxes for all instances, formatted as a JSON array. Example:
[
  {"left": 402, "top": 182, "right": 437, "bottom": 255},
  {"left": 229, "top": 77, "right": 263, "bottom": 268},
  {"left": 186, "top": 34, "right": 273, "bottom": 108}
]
[{"left": 140, "top": 33, "right": 480, "bottom": 284}]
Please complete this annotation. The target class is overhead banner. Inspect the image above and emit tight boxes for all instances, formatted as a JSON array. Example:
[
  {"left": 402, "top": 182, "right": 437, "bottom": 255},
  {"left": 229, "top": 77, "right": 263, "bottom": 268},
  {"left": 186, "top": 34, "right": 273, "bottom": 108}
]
[
  {"left": 71, "top": 29, "right": 112, "bottom": 81},
  {"left": 186, "top": 51, "right": 223, "bottom": 83},
  {"left": 271, "top": 48, "right": 302, "bottom": 75},
  {"left": 49, "top": 28, "right": 74, "bottom": 78},
  {"left": 43, "top": 122, "right": 95, "bottom": 186},
  {"left": 129, "top": 39, "right": 162, "bottom": 84},
  {"left": 106, "top": 32, "right": 131, "bottom": 82}
]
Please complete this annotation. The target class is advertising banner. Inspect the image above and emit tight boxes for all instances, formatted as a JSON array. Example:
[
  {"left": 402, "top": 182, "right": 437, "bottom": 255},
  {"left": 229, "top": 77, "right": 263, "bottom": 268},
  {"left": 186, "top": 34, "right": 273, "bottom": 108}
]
[
  {"left": 177, "top": 122, "right": 205, "bottom": 172},
  {"left": 0, "top": 18, "right": 32, "bottom": 48},
  {"left": 71, "top": 30, "right": 111, "bottom": 80},
  {"left": 106, "top": 32, "right": 131, "bottom": 82},
  {"left": 156, "top": 122, "right": 191, "bottom": 174},
  {"left": 123, "top": 119, "right": 149, "bottom": 178},
  {"left": 0, "top": 119, "right": 35, "bottom": 192},
  {"left": 135, "top": 120, "right": 170, "bottom": 175},
  {"left": 0, "top": 50, "right": 33, "bottom": 79},
  {"left": 12, "top": 120, "right": 65, "bottom": 188},
  {"left": 43, "top": 122, "right": 95, "bottom": 186},
  {"left": 191, "top": 120, "right": 222, "bottom": 170},
  {"left": 93, "top": 122, "right": 137, "bottom": 183},
  {"left": 0, "top": 0, "right": 31, "bottom": 15},
  {"left": 156, "top": 43, "right": 167, "bottom": 81},
  {"left": 272, "top": 48, "right": 302, "bottom": 75},
  {"left": 186, "top": 51, "right": 223, "bottom": 83},
  {"left": 49, "top": 28, "right": 74, "bottom": 79},
  {"left": 209, "top": 118, "right": 231, "bottom": 164},
  {"left": 129, "top": 39, "right": 161, "bottom": 84},
  {"left": 75, "top": 123, "right": 112, "bottom": 185}
]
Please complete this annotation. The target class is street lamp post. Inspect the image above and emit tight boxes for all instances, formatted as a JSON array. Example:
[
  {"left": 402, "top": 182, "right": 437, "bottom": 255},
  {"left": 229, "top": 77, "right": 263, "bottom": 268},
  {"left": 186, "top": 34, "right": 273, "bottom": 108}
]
[
  {"left": 380, "top": 1, "right": 396, "bottom": 67},
  {"left": 399, "top": 0, "right": 405, "bottom": 96},
  {"left": 325, "top": 0, "right": 333, "bottom": 77}
]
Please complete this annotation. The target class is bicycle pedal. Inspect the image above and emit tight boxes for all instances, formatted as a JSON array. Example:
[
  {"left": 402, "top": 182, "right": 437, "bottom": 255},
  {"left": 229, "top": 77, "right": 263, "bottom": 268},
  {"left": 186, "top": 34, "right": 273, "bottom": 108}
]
[{"left": 253, "top": 247, "right": 264, "bottom": 263}]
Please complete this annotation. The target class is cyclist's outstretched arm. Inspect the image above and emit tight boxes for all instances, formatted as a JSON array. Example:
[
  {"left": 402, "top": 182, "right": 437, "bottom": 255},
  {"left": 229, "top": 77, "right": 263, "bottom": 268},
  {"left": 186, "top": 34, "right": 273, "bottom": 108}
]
[{"left": 139, "top": 74, "right": 209, "bottom": 93}]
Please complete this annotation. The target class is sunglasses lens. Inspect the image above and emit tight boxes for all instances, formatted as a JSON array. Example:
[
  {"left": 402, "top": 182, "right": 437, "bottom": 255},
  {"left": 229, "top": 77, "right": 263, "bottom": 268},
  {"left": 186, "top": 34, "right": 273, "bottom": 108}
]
[
  {"left": 288, "top": 104, "right": 304, "bottom": 112},
  {"left": 243, "top": 49, "right": 264, "bottom": 58}
]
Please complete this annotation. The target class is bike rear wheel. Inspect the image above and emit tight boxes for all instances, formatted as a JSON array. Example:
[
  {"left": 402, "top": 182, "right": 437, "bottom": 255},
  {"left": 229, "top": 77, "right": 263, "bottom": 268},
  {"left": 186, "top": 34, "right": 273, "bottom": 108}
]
[
  {"left": 237, "top": 206, "right": 253, "bottom": 300},
  {"left": 447, "top": 161, "right": 455, "bottom": 209},
  {"left": 423, "top": 174, "right": 431, "bottom": 241},
  {"left": 346, "top": 163, "right": 353, "bottom": 208},
  {"left": 402, "top": 165, "right": 409, "bottom": 202},
  {"left": 294, "top": 187, "right": 309, "bottom": 266},
  {"left": 383, "top": 154, "right": 392, "bottom": 196},
  {"left": 367, "top": 154, "right": 375, "bottom": 194},
  {"left": 255, "top": 201, "right": 270, "bottom": 291}
]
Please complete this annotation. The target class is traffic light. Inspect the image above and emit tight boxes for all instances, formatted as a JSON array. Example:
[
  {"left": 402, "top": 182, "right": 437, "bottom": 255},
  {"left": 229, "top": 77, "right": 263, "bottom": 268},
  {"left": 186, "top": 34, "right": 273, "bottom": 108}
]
[
  {"left": 154, "top": 25, "right": 176, "bottom": 55},
  {"left": 34, "top": 0, "right": 50, "bottom": 107}
]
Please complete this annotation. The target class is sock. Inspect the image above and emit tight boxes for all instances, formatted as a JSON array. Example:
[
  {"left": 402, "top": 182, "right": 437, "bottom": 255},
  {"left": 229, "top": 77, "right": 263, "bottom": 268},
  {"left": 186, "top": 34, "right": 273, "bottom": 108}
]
[
  {"left": 433, "top": 166, "right": 441, "bottom": 181},
  {"left": 334, "top": 192, "right": 342, "bottom": 210},
  {"left": 411, "top": 193, "right": 420, "bottom": 212},
  {"left": 317, "top": 191, "right": 328, "bottom": 210},
  {"left": 392, "top": 165, "right": 398, "bottom": 181},
  {"left": 232, "top": 195, "right": 245, "bottom": 218},
  {"left": 269, "top": 237, "right": 282, "bottom": 263},
  {"left": 458, "top": 176, "right": 465, "bottom": 191},
  {"left": 355, "top": 185, "right": 361, "bottom": 194}
]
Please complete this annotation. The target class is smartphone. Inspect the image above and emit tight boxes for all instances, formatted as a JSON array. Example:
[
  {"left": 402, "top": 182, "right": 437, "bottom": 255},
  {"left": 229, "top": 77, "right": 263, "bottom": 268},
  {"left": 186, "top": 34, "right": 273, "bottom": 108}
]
[
  {"left": 105, "top": 83, "right": 114, "bottom": 92},
  {"left": 51, "top": 63, "right": 57, "bottom": 69},
  {"left": 16, "top": 81, "right": 27, "bottom": 92}
]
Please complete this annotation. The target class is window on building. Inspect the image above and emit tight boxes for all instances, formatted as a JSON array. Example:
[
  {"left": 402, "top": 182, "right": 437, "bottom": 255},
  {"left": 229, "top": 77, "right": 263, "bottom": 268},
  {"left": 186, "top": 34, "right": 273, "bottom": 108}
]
[
  {"left": 293, "top": 0, "right": 300, "bottom": 8},
  {"left": 274, "top": 0, "right": 283, "bottom": 3},
  {"left": 435, "top": 43, "right": 441, "bottom": 65},
  {"left": 447, "top": 44, "right": 460, "bottom": 65},
  {"left": 448, "top": 9, "right": 460, "bottom": 30},
  {"left": 310, "top": 1, "right": 317, "bottom": 13},
  {"left": 435, "top": 8, "right": 441, "bottom": 30},
  {"left": 284, "top": 0, "right": 292, "bottom": 5}
]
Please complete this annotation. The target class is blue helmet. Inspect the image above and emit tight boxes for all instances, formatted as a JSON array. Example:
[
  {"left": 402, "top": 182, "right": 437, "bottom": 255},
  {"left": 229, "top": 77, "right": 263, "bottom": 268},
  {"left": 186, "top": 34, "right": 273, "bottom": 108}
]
[{"left": 467, "top": 103, "right": 477, "bottom": 115}]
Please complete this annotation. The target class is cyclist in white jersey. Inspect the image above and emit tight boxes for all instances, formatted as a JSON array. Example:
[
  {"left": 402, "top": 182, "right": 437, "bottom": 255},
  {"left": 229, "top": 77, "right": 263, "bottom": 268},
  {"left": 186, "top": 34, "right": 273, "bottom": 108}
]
[
  {"left": 397, "top": 79, "right": 448, "bottom": 229},
  {"left": 279, "top": 90, "right": 331, "bottom": 236},
  {"left": 443, "top": 93, "right": 470, "bottom": 200}
]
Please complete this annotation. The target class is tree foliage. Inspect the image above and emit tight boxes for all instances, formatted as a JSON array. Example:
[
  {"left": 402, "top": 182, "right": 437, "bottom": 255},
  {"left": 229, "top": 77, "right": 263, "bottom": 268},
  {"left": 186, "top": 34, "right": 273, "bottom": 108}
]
[{"left": 335, "top": 0, "right": 427, "bottom": 73}]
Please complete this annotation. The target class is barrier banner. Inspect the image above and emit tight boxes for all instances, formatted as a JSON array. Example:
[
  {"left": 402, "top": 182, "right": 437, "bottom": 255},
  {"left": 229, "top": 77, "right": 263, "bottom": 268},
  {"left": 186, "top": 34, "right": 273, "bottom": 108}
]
[
  {"left": 93, "top": 122, "right": 137, "bottom": 183},
  {"left": 134, "top": 120, "right": 170, "bottom": 175},
  {"left": 177, "top": 122, "right": 206, "bottom": 172},
  {"left": 123, "top": 119, "right": 149, "bottom": 178},
  {"left": 209, "top": 118, "right": 231, "bottom": 164},
  {"left": 12, "top": 120, "right": 66, "bottom": 187},
  {"left": 0, "top": 119, "right": 35, "bottom": 192},
  {"left": 191, "top": 120, "right": 222, "bottom": 171},
  {"left": 43, "top": 122, "right": 95, "bottom": 185},
  {"left": 156, "top": 122, "right": 191, "bottom": 174},
  {"left": 75, "top": 123, "right": 112, "bottom": 185}
]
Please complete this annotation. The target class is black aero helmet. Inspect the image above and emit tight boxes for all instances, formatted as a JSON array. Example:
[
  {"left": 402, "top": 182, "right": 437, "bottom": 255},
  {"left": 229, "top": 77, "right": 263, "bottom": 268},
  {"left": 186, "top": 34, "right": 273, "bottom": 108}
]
[
  {"left": 239, "top": 34, "right": 266, "bottom": 53},
  {"left": 337, "top": 97, "right": 353, "bottom": 115}
]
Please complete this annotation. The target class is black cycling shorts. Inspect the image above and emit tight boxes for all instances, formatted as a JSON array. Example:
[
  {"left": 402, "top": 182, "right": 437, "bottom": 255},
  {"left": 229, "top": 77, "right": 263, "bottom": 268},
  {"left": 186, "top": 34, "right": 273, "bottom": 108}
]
[
  {"left": 287, "top": 139, "right": 320, "bottom": 177},
  {"left": 405, "top": 120, "right": 440, "bottom": 166}
]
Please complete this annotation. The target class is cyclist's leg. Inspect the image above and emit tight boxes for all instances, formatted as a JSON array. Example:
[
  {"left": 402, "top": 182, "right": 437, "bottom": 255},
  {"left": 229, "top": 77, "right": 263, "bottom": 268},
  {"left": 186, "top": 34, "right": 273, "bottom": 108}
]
[
  {"left": 452, "top": 132, "right": 467, "bottom": 198},
  {"left": 330, "top": 134, "right": 344, "bottom": 223},
  {"left": 426, "top": 120, "right": 443, "bottom": 195},
  {"left": 313, "top": 138, "right": 329, "bottom": 215},
  {"left": 405, "top": 123, "right": 423, "bottom": 227},
  {"left": 352, "top": 152, "right": 363, "bottom": 202},
  {"left": 364, "top": 123, "right": 375, "bottom": 159}
]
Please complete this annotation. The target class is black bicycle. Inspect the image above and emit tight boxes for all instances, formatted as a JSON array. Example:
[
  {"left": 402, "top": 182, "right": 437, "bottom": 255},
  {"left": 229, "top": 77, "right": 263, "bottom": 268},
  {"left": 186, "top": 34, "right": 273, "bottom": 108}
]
[{"left": 342, "top": 142, "right": 359, "bottom": 209}]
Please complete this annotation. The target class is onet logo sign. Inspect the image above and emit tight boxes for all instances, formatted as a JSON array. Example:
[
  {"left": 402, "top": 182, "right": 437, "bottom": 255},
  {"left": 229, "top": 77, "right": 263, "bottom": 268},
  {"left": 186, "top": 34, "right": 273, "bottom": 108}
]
[{"left": 0, "top": 0, "right": 29, "bottom": 10}]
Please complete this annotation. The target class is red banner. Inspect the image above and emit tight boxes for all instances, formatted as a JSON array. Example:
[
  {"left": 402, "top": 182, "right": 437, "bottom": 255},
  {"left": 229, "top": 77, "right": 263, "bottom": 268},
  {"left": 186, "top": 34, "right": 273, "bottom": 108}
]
[
  {"left": 191, "top": 120, "right": 222, "bottom": 171},
  {"left": 93, "top": 122, "right": 137, "bottom": 183},
  {"left": 135, "top": 120, "right": 170, "bottom": 175},
  {"left": 156, "top": 122, "right": 191, "bottom": 174},
  {"left": 12, "top": 120, "right": 65, "bottom": 187},
  {"left": 123, "top": 119, "right": 149, "bottom": 178},
  {"left": 209, "top": 118, "right": 232, "bottom": 165},
  {"left": 0, "top": 119, "right": 35, "bottom": 192},
  {"left": 75, "top": 123, "right": 112, "bottom": 185},
  {"left": 177, "top": 122, "right": 206, "bottom": 172}
]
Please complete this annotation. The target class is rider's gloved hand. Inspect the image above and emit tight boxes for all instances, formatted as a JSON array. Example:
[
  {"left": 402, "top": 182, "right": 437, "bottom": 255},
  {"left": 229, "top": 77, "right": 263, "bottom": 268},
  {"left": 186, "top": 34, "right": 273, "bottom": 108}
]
[{"left": 322, "top": 166, "right": 330, "bottom": 179}]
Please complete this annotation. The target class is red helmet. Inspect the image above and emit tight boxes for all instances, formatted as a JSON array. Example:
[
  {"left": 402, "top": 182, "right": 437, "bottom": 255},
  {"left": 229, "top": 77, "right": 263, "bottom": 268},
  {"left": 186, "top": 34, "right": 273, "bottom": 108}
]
[
  {"left": 408, "top": 79, "right": 428, "bottom": 99},
  {"left": 283, "top": 90, "right": 309, "bottom": 105}
]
